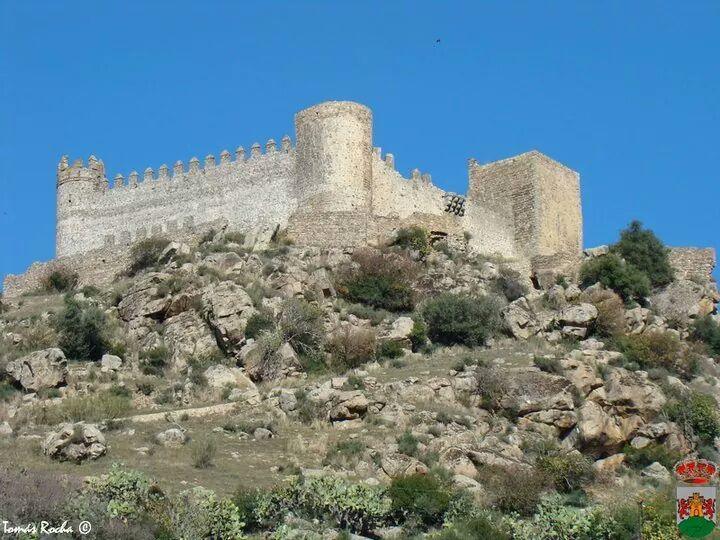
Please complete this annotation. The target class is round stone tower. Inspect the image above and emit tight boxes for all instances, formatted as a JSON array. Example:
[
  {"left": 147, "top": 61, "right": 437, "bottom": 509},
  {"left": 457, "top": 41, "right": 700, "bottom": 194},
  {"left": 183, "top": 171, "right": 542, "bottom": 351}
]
[
  {"left": 294, "top": 101, "right": 373, "bottom": 213},
  {"left": 56, "top": 155, "right": 106, "bottom": 257}
]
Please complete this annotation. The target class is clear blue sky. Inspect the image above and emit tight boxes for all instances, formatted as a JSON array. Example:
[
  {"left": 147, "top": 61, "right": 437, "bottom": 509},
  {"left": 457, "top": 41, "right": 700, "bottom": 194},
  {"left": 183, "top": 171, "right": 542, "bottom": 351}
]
[{"left": 1, "top": 1, "right": 718, "bottom": 284}]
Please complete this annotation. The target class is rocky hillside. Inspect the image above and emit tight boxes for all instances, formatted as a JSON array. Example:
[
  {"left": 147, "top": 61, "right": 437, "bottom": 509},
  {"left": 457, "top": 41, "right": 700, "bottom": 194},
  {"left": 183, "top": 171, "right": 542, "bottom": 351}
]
[{"left": 1, "top": 224, "right": 719, "bottom": 539}]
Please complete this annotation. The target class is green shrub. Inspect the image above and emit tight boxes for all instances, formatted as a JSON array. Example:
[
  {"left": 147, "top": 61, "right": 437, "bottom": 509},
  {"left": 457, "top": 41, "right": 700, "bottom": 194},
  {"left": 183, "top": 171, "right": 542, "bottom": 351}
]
[
  {"left": 42, "top": 266, "right": 79, "bottom": 292},
  {"left": 580, "top": 253, "right": 650, "bottom": 303},
  {"left": 191, "top": 439, "right": 217, "bottom": 469},
  {"left": 323, "top": 440, "right": 366, "bottom": 467},
  {"left": 255, "top": 475, "right": 390, "bottom": 534},
  {"left": 244, "top": 312, "right": 276, "bottom": 339},
  {"left": 0, "top": 380, "right": 19, "bottom": 401},
  {"left": 139, "top": 346, "right": 170, "bottom": 376},
  {"left": 533, "top": 355, "right": 562, "bottom": 374},
  {"left": 584, "top": 288, "right": 627, "bottom": 337},
  {"left": 623, "top": 442, "right": 683, "bottom": 470},
  {"left": 168, "top": 487, "right": 244, "bottom": 540},
  {"left": 87, "top": 464, "right": 165, "bottom": 520},
  {"left": 480, "top": 465, "right": 548, "bottom": 516},
  {"left": 389, "top": 473, "right": 452, "bottom": 526},
  {"left": 435, "top": 513, "right": 511, "bottom": 540},
  {"left": 391, "top": 226, "right": 431, "bottom": 256},
  {"left": 508, "top": 496, "right": 620, "bottom": 540},
  {"left": 421, "top": 293, "right": 503, "bottom": 347},
  {"left": 232, "top": 487, "right": 262, "bottom": 532},
  {"left": 665, "top": 391, "right": 720, "bottom": 444},
  {"left": 535, "top": 450, "right": 594, "bottom": 493},
  {"left": 618, "top": 331, "right": 697, "bottom": 377},
  {"left": 409, "top": 319, "right": 428, "bottom": 353},
  {"left": 294, "top": 389, "right": 326, "bottom": 423},
  {"left": 495, "top": 266, "right": 528, "bottom": 301},
  {"left": 128, "top": 237, "right": 170, "bottom": 275},
  {"left": 55, "top": 295, "right": 109, "bottom": 361},
  {"left": 279, "top": 299, "right": 324, "bottom": 357},
  {"left": 397, "top": 430, "right": 419, "bottom": 457},
  {"left": 338, "top": 248, "right": 418, "bottom": 312},
  {"left": 377, "top": 340, "right": 404, "bottom": 360},
  {"left": 32, "top": 390, "right": 132, "bottom": 424},
  {"left": 692, "top": 315, "right": 720, "bottom": 356},
  {"left": 611, "top": 220, "right": 674, "bottom": 287},
  {"left": 328, "top": 326, "right": 376, "bottom": 372}
]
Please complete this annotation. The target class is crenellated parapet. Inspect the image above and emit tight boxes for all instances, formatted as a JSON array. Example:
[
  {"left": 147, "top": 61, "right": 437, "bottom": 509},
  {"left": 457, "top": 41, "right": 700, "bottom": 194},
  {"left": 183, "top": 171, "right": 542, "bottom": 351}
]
[
  {"left": 56, "top": 155, "right": 106, "bottom": 188},
  {"left": 101, "top": 135, "right": 294, "bottom": 190}
]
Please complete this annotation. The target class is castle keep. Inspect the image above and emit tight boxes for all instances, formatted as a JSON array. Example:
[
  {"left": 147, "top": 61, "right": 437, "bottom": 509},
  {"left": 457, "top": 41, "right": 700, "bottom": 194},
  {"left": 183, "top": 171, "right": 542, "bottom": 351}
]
[{"left": 5, "top": 100, "right": 586, "bottom": 296}]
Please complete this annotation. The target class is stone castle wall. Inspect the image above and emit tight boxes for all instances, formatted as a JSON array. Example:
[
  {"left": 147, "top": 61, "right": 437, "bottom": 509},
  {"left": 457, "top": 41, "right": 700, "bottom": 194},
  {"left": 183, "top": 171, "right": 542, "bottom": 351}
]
[
  {"left": 669, "top": 247, "right": 717, "bottom": 281},
  {"left": 4, "top": 100, "right": 592, "bottom": 297}
]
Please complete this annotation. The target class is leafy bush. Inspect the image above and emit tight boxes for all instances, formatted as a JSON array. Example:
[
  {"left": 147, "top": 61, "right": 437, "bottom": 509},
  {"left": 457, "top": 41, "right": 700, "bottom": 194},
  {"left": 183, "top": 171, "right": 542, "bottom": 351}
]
[
  {"left": 87, "top": 464, "right": 165, "bottom": 520},
  {"left": 611, "top": 220, "right": 674, "bottom": 287},
  {"left": 480, "top": 465, "right": 548, "bottom": 516},
  {"left": 434, "top": 513, "right": 511, "bottom": 540},
  {"left": 0, "top": 380, "right": 19, "bottom": 401},
  {"left": 396, "top": 430, "right": 419, "bottom": 457},
  {"left": 55, "top": 295, "right": 109, "bottom": 361},
  {"left": 323, "top": 440, "right": 366, "bottom": 467},
  {"left": 32, "top": 390, "right": 133, "bottom": 424},
  {"left": 391, "top": 226, "right": 431, "bottom": 256},
  {"left": 244, "top": 312, "right": 276, "bottom": 339},
  {"left": 376, "top": 340, "right": 404, "bottom": 360},
  {"left": 279, "top": 299, "right": 324, "bottom": 357},
  {"left": 535, "top": 450, "right": 594, "bottom": 493},
  {"left": 665, "top": 391, "right": 720, "bottom": 444},
  {"left": 0, "top": 467, "right": 81, "bottom": 524},
  {"left": 617, "top": 331, "right": 697, "bottom": 377},
  {"left": 388, "top": 473, "right": 452, "bottom": 526},
  {"left": 337, "top": 248, "right": 418, "bottom": 312},
  {"left": 128, "top": 237, "right": 170, "bottom": 275},
  {"left": 533, "top": 355, "right": 562, "bottom": 374},
  {"left": 42, "top": 266, "right": 79, "bottom": 292},
  {"left": 139, "top": 346, "right": 170, "bottom": 376},
  {"left": 584, "top": 288, "right": 626, "bottom": 338},
  {"left": 232, "top": 487, "right": 262, "bottom": 532},
  {"left": 579, "top": 253, "right": 650, "bottom": 304},
  {"left": 692, "top": 315, "right": 720, "bottom": 356},
  {"left": 409, "top": 318, "right": 428, "bottom": 352},
  {"left": 328, "top": 326, "right": 376, "bottom": 372},
  {"left": 421, "top": 293, "right": 503, "bottom": 347},
  {"left": 623, "top": 442, "right": 683, "bottom": 470},
  {"left": 494, "top": 266, "right": 528, "bottom": 301},
  {"left": 191, "top": 439, "right": 217, "bottom": 469},
  {"left": 255, "top": 475, "right": 390, "bottom": 534},
  {"left": 508, "top": 496, "right": 619, "bottom": 540},
  {"left": 168, "top": 486, "right": 245, "bottom": 540}
]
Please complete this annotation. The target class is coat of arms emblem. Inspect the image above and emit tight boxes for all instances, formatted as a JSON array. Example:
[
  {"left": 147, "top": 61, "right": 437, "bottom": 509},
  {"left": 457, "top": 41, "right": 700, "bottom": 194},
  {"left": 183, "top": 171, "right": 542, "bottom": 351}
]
[{"left": 675, "top": 458, "right": 718, "bottom": 538}]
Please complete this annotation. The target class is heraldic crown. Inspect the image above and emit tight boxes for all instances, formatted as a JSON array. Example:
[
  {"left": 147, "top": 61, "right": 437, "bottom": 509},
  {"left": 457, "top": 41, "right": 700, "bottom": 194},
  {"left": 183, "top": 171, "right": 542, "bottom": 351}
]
[{"left": 675, "top": 458, "right": 719, "bottom": 485}]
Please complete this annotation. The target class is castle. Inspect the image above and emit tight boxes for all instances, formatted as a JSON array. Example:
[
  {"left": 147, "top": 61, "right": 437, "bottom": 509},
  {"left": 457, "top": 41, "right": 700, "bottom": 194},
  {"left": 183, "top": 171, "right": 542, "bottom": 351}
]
[{"left": 5, "top": 100, "right": 588, "bottom": 296}]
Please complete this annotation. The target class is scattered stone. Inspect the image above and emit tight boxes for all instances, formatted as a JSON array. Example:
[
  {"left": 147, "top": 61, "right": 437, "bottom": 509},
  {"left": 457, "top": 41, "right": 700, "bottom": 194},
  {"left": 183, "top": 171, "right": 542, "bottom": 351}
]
[
  {"left": 100, "top": 353, "right": 122, "bottom": 373},
  {"left": 642, "top": 462, "right": 672, "bottom": 482},
  {"left": 43, "top": 423, "right": 107, "bottom": 462},
  {"left": 253, "top": 427, "right": 273, "bottom": 440},
  {"left": 0, "top": 422, "right": 13, "bottom": 437},
  {"left": 156, "top": 428, "right": 187, "bottom": 447}
]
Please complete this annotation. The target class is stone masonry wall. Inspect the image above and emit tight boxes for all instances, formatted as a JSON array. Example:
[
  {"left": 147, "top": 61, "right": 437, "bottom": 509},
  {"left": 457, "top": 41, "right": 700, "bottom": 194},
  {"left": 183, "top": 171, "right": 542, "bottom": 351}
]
[
  {"left": 56, "top": 142, "right": 296, "bottom": 258},
  {"left": 669, "top": 247, "right": 717, "bottom": 281}
]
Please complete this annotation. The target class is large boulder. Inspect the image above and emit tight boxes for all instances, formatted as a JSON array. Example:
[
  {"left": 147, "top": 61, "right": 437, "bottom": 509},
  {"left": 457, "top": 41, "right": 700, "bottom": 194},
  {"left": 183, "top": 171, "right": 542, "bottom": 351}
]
[
  {"left": 43, "top": 423, "right": 106, "bottom": 462},
  {"left": 100, "top": 354, "right": 122, "bottom": 373},
  {"left": 482, "top": 367, "right": 575, "bottom": 415},
  {"left": 155, "top": 428, "right": 187, "bottom": 447},
  {"left": 202, "top": 281, "right": 257, "bottom": 353},
  {"left": 243, "top": 341, "right": 303, "bottom": 381},
  {"left": 6, "top": 348, "right": 67, "bottom": 392},
  {"left": 203, "top": 364, "right": 256, "bottom": 392},
  {"left": 329, "top": 391, "right": 370, "bottom": 421},
  {"left": 381, "top": 317, "right": 415, "bottom": 349},
  {"left": 574, "top": 401, "right": 627, "bottom": 455},
  {"left": 604, "top": 368, "right": 666, "bottom": 420},
  {"left": 558, "top": 303, "right": 598, "bottom": 338},
  {"left": 502, "top": 298, "right": 541, "bottom": 339},
  {"left": 650, "top": 279, "right": 720, "bottom": 325},
  {"left": 163, "top": 310, "right": 221, "bottom": 369},
  {"left": 118, "top": 272, "right": 172, "bottom": 321}
]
